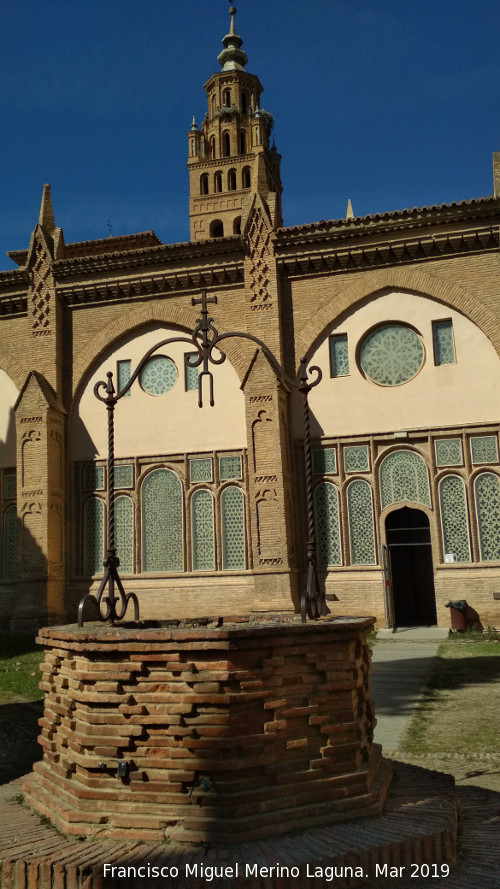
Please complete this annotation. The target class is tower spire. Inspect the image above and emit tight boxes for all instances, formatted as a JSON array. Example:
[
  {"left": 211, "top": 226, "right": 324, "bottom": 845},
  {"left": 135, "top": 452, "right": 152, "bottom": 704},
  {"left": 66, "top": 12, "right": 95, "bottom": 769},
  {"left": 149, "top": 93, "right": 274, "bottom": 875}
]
[{"left": 217, "top": 5, "right": 248, "bottom": 71}]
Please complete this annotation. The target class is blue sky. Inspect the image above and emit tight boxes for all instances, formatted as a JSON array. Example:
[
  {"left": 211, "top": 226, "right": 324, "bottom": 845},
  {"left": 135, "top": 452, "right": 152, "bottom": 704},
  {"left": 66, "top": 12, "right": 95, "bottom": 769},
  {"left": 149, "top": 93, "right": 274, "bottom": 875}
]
[{"left": 0, "top": 0, "right": 498, "bottom": 270}]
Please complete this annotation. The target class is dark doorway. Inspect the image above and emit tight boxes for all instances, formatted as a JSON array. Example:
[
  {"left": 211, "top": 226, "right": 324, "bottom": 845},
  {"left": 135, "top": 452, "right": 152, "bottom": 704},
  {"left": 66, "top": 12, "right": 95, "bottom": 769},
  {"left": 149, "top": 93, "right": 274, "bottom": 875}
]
[{"left": 385, "top": 507, "right": 437, "bottom": 626}]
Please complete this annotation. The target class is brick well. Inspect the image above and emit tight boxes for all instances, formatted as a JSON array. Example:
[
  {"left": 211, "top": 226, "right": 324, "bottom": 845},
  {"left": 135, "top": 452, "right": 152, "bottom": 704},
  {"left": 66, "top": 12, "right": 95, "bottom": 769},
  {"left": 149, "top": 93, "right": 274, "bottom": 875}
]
[{"left": 23, "top": 616, "right": 392, "bottom": 843}]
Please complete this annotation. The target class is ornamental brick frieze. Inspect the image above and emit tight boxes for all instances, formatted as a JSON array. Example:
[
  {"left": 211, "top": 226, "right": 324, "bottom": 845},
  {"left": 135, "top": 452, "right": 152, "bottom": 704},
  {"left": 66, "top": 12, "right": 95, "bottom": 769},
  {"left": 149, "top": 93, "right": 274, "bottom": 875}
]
[
  {"left": 57, "top": 265, "right": 244, "bottom": 306},
  {"left": 29, "top": 242, "right": 53, "bottom": 336},
  {"left": 249, "top": 394, "right": 272, "bottom": 403},
  {"left": 0, "top": 293, "right": 28, "bottom": 316},
  {"left": 247, "top": 207, "right": 273, "bottom": 308},
  {"left": 278, "top": 226, "right": 499, "bottom": 279},
  {"left": 255, "top": 487, "right": 281, "bottom": 558},
  {"left": 251, "top": 409, "right": 273, "bottom": 475}
]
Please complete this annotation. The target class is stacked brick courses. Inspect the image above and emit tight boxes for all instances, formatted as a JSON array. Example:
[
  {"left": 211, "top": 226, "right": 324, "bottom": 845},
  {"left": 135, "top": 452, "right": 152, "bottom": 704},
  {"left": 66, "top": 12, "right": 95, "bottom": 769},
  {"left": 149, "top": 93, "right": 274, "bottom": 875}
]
[{"left": 23, "top": 616, "right": 392, "bottom": 843}]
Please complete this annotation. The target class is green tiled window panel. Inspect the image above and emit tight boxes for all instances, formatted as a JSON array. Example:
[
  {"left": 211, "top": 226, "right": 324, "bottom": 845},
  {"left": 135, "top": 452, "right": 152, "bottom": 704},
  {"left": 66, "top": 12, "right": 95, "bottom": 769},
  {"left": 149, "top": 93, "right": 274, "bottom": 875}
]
[
  {"left": 117, "top": 359, "right": 132, "bottom": 397},
  {"left": 82, "top": 497, "right": 105, "bottom": 575},
  {"left": 470, "top": 435, "right": 499, "bottom": 465},
  {"left": 185, "top": 353, "right": 199, "bottom": 392},
  {"left": 432, "top": 320, "right": 455, "bottom": 366},
  {"left": 191, "top": 489, "right": 215, "bottom": 571},
  {"left": 439, "top": 475, "right": 471, "bottom": 562},
  {"left": 82, "top": 466, "right": 105, "bottom": 492},
  {"left": 312, "top": 448, "right": 336, "bottom": 475},
  {"left": 219, "top": 456, "right": 242, "bottom": 481},
  {"left": 314, "top": 482, "right": 341, "bottom": 567},
  {"left": 221, "top": 486, "right": 245, "bottom": 570},
  {"left": 379, "top": 450, "right": 430, "bottom": 509},
  {"left": 114, "top": 465, "right": 134, "bottom": 489},
  {"left": 140, "top": 356, "right": 177, "bottom": 396},
  {"left": 2, "top": 505, "right": 17, "bottom": 580},
  {"left": 189, "top": 458, "right": 213, "bottom": 483},
  {"left": 360, "top": 325, "right": 423, "bottom": 386},
  {"left": 475, "top": 472, "right": 500, "bottom": 561},
  {"left": 141, "top": 469, "right": 183, "bottom": 572},
  {"left": 344, "top": 445, "right": 369, "bottom": 473},
  {"left": 115, "top": 496, "right": 134, "bottom": 574},
  {"left": 434, "top": 439, "right": 462, "bottom": 468},
  {"left": 329, "top": 334, "right": 349, "bottom": 377},
  {"left": 3, "top": 473, "right": 16, "bottom": 500},
  {"left": 347, "top": 480, "right": 376, "bottom": 564}
]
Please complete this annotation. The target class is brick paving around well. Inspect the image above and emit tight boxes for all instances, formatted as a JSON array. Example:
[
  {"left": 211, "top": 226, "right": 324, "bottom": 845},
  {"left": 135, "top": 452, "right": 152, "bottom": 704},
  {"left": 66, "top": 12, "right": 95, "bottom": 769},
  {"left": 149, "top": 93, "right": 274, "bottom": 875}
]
[{"left": 0, "top": 642, "right": 499, "bottom": 889}]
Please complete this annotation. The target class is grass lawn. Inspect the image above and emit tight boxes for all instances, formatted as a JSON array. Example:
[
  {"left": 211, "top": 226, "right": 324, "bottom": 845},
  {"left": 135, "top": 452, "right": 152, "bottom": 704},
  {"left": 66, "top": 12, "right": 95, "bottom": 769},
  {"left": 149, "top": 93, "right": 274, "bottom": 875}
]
[
  {"left": 0, "top": 636, "right": 43, "bottom": 704},
  {"left": 399, "top": 640, "right": 500, "bottom": 757}
]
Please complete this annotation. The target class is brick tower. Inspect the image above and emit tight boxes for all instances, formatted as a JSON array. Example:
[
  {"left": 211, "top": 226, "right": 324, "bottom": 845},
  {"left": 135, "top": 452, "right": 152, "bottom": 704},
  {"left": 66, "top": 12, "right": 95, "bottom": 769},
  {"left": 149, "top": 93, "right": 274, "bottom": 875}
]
[{"left": 187, "top": 5, "right": 282, "bottom": 241}]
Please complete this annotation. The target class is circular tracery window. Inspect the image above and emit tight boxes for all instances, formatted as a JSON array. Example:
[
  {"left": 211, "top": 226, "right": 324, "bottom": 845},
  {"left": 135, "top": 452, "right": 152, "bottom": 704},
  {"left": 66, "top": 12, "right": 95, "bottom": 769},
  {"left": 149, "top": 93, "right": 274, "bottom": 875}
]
[
  {"left": 139, "top": 356, "right": 177, "bottom": 395},
  {"left": 359, "top": 324, "right": 424, "bottom": 386}
]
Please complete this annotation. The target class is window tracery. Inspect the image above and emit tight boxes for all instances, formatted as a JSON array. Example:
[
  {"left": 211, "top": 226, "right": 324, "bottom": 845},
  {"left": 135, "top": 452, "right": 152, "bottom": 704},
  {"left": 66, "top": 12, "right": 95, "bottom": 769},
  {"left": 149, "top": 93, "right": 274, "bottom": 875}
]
[
  {"left": 360, "top": 324, "right": 424, "bottom": 386},
  {"left": 379, "top": 450, "right": 430, "bottom": 509},
  {"left": 439, "top": 475, "right": 471, "bottom": 562}
]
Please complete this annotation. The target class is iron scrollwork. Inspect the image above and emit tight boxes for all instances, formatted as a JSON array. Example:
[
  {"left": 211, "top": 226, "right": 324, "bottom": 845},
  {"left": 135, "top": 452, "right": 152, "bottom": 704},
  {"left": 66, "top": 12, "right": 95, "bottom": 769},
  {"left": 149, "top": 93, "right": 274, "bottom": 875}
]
[{"left": 78, "top": 289, "right": 327, "bottom": 626}]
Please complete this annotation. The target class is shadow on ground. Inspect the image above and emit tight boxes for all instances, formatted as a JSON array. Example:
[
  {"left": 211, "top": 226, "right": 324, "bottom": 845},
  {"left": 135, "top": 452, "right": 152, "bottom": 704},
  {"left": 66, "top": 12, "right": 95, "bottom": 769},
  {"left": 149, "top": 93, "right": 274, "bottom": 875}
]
[
  {"left": 0, "top": 700, "right": 43, "bottom": 783},
  {"left": 371, "top": 653, "right": 500, "bottom": 718}
]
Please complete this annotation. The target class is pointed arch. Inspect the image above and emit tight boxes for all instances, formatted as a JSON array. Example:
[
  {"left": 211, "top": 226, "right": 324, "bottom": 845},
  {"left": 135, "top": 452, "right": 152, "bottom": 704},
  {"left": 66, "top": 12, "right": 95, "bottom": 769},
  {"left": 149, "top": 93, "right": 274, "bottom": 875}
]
[{"left": 297, "top": 267, "right": 500, "bottom": 366}]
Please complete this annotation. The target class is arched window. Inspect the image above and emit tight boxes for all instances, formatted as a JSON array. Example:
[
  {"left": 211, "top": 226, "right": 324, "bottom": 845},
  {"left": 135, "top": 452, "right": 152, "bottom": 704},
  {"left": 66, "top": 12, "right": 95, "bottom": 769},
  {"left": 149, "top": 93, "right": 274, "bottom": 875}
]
[
  {"left": 347, "top": 480, "right": 376, "bottom": 565},
  {"left": 475, "top": 472, "right": 500, "bottom": 561},
  {"left": 210, "top": 136, "right": 216, "bottom": 158},
  {"left": 239, "top": 131, "right": 247, "bottom": 154},
  {"left": 228, "top": 168, "right": 237, "bottom": 191},
  {"left": 191, "top": 489, "right": 215, "bottom": 571},
  {"left": 210, "top": 220, "right": 224, "bottom": 238},
  {"left": 314, "top": 482, "right": 341, "bottom": 567},
  {"left": 211, "top": 95, "right": 216, "bottom": 116},
  {"left": 200, "top": 173, "right": 209, "bottom": 195},
  {"left": 233, "top": 216, "right": 241, "bottom": 235},
  {"left": 2, "top": 505, "right": 17, "bottom": 580},
  {"left": 115, "top": 495, "right": 134, "bottom": 574},
  {"left": 222, "top": 131, "right": 231, "bottom": 157},
  {"left": 223, "top": 88, "right": 231, "bottom": 106},
  {"left": 221, "top": 486, "right": 246, "bottom": 569},
  {"left": 242, "top": 166, "right": 251, "bottom": 188},
  {"left": 241, "top": 91, "right": 248, "bottom": 114},
  {"left": 439, "top": 475, "right": 471, "bottom": 562},
  {"left": 214, "top": 171, "right": 223, "bottom": 193},
  {"left": 82, "top": 496, "right": 105, "bottom": 575},
  {"left": 379, "top": 450, "right": 430, "bottom": 510},
  {"left": 141, "top": 469, "right": 183, "bottom": 572}
]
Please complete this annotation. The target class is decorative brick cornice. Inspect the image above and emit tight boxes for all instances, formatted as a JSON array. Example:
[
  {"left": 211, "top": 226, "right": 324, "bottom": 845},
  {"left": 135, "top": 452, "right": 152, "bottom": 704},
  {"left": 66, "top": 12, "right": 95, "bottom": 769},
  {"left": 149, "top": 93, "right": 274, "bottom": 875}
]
[
  {"left": 277, "top": 195, "right": 500, "bottom": 245},
  {"left": 277, "top": 225, "right": 499, "bottom": 279},
  {"left": 58, "top": 262, "right": 244, "bottom": 307},
  {"left": 54, "top": 237, "right": 243, "bottom": 281},
  {"left": 0, "top": 269, "right": 29, "bottom": 316}
]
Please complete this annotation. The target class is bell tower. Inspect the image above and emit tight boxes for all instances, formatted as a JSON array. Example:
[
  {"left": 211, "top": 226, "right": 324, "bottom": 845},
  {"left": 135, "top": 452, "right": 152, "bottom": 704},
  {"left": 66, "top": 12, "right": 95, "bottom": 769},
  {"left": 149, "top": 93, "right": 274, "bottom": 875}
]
[{"left": 187, "top": 5, "right": 282, "bottom": 241}]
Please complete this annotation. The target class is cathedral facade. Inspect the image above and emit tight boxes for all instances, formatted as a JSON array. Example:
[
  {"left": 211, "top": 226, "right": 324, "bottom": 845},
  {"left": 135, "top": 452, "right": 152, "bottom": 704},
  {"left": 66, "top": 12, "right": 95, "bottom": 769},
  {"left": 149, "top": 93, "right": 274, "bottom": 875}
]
[{"left": 1, "top": 9, "right": 500, "bottom": 632}]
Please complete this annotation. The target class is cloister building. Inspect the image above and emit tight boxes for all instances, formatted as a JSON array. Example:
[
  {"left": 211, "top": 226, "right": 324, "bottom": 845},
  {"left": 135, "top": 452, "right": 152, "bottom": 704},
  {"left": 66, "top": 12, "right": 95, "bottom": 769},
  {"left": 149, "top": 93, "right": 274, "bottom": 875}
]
[{"left": 1, "top": 8, "right": 500, "bottom": 632}]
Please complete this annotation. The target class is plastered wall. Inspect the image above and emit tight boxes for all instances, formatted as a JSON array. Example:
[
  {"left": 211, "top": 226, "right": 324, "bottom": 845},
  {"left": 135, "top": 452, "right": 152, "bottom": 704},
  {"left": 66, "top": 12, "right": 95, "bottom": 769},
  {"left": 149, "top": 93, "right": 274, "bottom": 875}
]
[
  {"left": 298, "top": 290, "right": 500, "bottom": 439},
  {"left": 71, "top": 324, "right": 247, "bottom": 460}
]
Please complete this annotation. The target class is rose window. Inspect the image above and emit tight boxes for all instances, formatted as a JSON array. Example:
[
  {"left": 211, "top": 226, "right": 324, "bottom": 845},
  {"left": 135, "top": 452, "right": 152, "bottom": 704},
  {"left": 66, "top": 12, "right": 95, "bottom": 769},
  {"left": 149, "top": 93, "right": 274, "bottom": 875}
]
[{"left": 359, "top": 324, "right": 424, "bottom": 386}]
